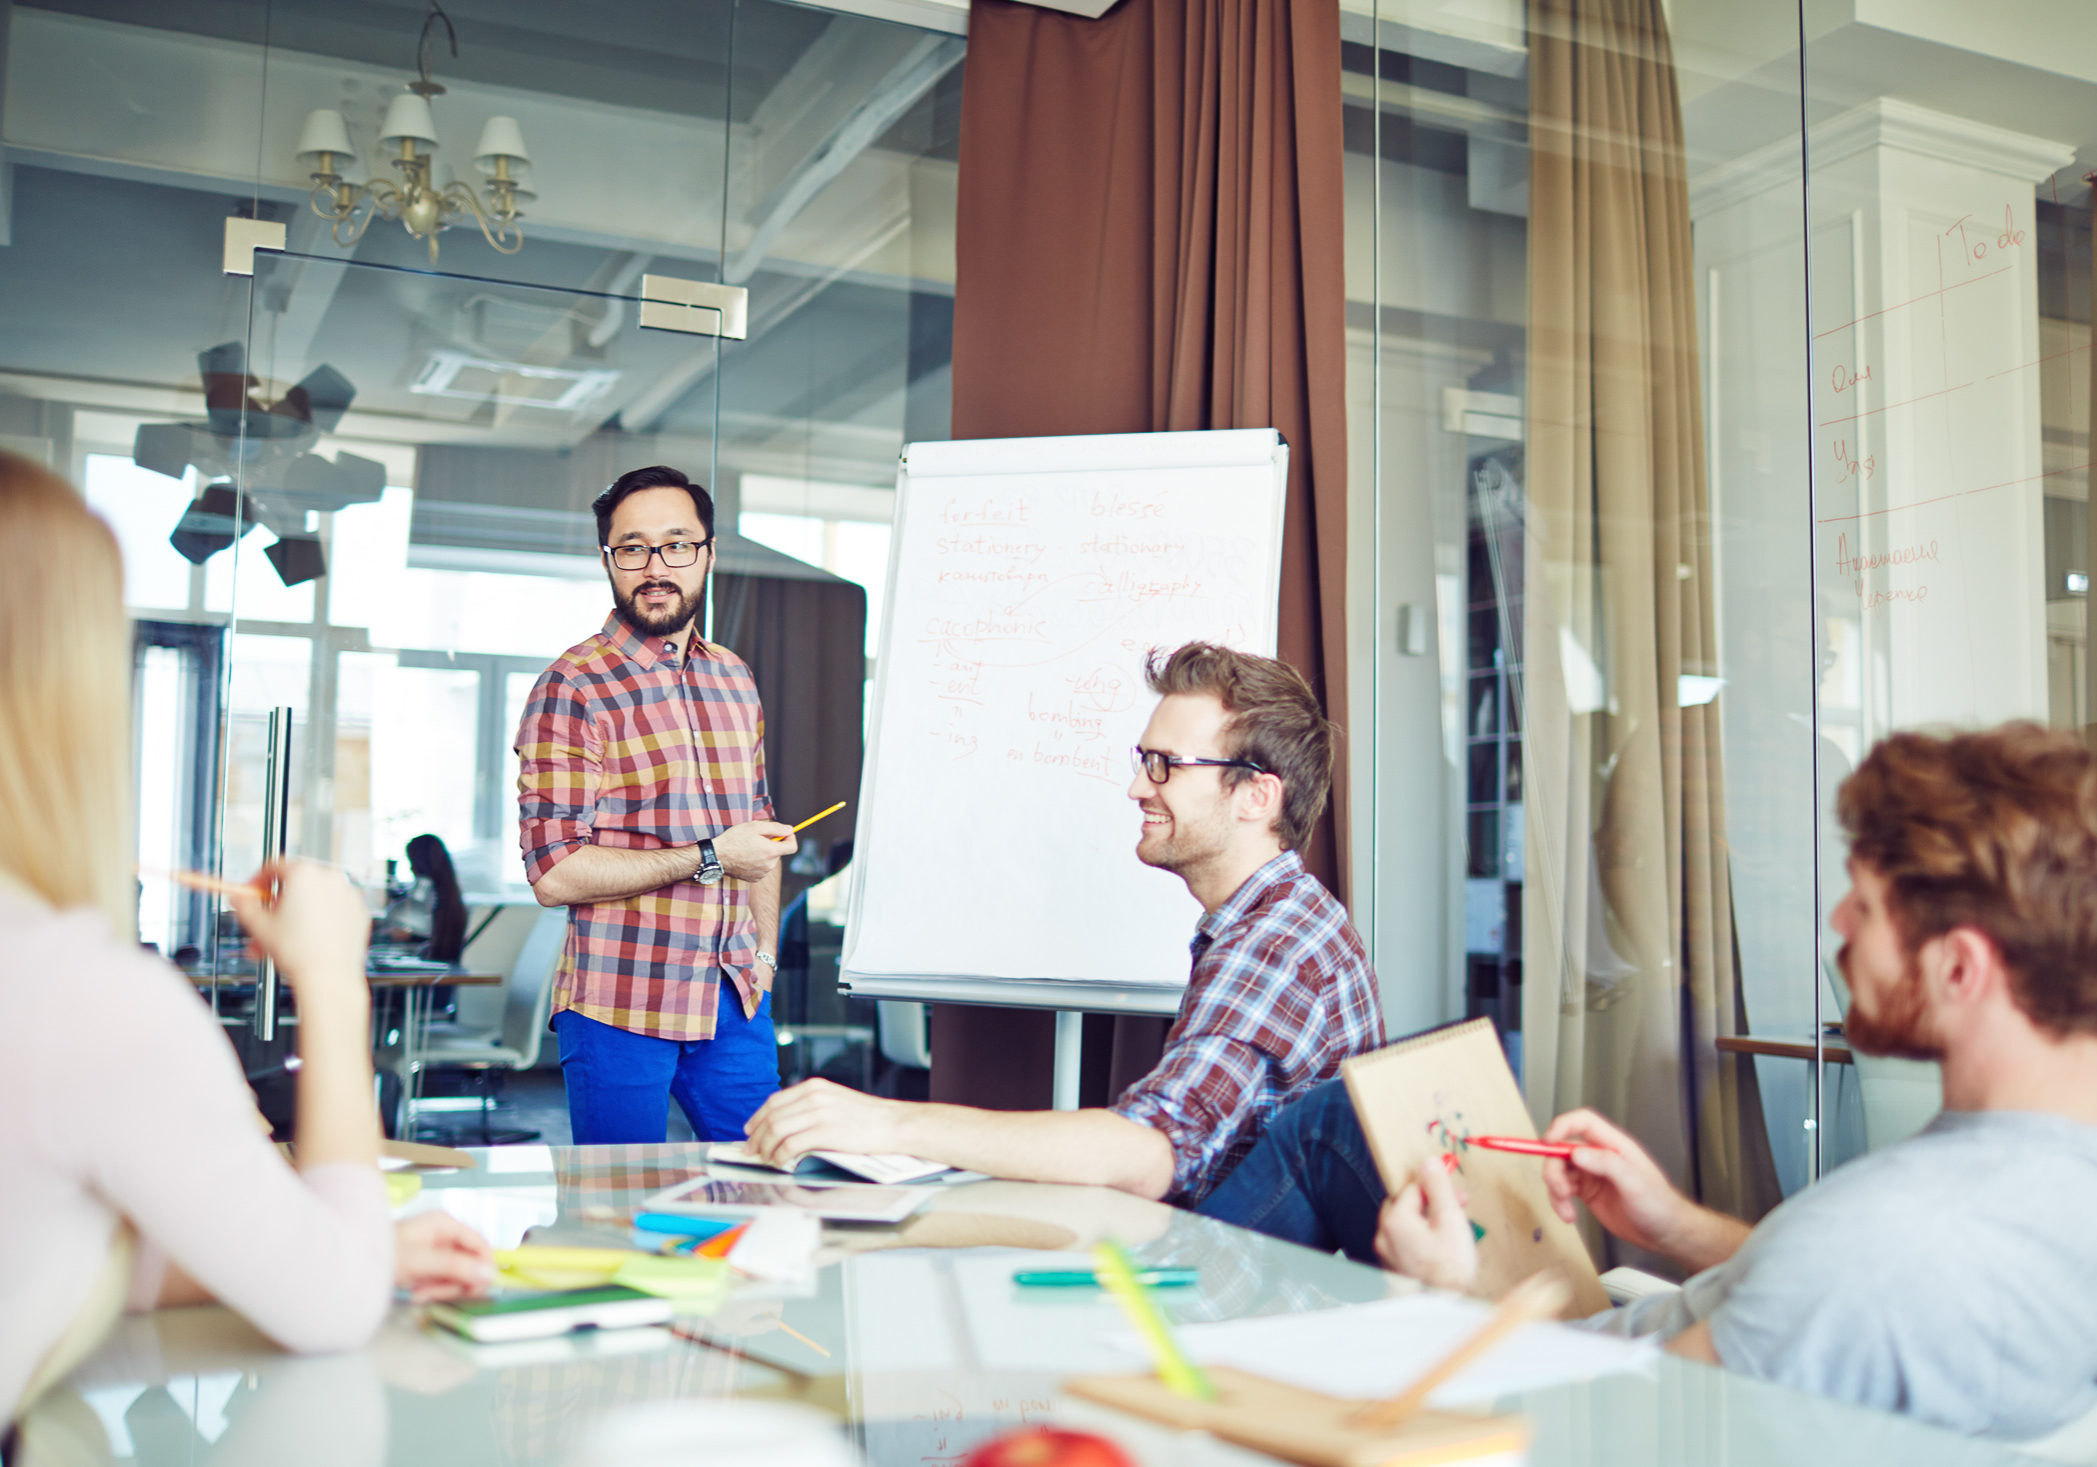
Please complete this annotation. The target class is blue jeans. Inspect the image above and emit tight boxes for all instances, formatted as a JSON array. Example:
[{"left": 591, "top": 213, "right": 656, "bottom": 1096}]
[
  {"left": 554, "top": 989, "right": 780, "bottom": 1144},
  {"left": 1197, "top": 1078, "right": 1387, "bottom": 1263}
]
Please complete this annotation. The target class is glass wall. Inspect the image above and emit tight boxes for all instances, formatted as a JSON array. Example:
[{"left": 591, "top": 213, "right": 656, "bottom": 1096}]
[
  {"left": 1351, "top": 0, "right": 2096, "bottom": 1224},
  {"left": 3, "top": 0, "right": 957, "bottom": 1023}
]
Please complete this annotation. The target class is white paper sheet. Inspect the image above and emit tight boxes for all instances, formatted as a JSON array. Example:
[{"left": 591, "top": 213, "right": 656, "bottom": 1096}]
[{"left": 1116, "top": 1293, "right": 1656, "bottom": 1407}]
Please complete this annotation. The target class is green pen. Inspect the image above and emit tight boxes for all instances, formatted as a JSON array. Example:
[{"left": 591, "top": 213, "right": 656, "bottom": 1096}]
[{"left": 1012, "top": 1267, "right": 1199, "bottom": 1288}]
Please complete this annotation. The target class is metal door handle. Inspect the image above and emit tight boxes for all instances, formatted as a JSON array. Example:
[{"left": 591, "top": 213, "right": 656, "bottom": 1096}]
[{"left": 255, "top": 705, "right": 293, "bottom": 1040}]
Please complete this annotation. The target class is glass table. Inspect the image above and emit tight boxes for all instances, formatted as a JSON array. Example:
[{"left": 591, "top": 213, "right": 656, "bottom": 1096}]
[{"left": 16, "top": 1144, "right": 2043, "bottom": 1466}]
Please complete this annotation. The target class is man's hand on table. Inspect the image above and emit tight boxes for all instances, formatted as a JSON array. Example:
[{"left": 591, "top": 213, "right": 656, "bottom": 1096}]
[
  {"left": 744, "top": 1078, "right": 905, "bottom": 1164},
  {"left": 394, "top": 1212, "right": 495, "bottom": 1301}
]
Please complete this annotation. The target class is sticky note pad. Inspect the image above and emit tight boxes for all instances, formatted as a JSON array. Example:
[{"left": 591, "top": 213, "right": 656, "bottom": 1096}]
[{"left": 612, "top": 1254, "right": 732, "bottom": 1311}]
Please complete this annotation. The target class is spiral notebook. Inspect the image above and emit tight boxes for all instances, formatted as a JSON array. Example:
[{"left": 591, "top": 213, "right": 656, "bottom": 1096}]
[{"left": 1341, "top": 1018, "right": 1610, "bottom": 1316}]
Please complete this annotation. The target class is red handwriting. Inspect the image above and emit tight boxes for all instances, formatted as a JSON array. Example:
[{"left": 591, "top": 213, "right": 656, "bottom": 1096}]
[
  {"left": 1944, "top": 205, "right": 2026, "bottom": 264},
  {"left": 1025, "top": 692, "right": 1105, "bottom": 741},
  {"left": 1834, "top": 533, "right": 1939, "bottom": 579},
  {"left": 1831, "top": 363, "right": 1873, "bottom": 394},
  {"left": 1812, "top": 265, "right": 2011, "bottom": 341},
  {"left": 1859, "top": 583, "right": 1929, "bottom": 610},
  {"left": 1830, "top": 439, "right": 1876, "bottom": 484},
  {"left": 1028, "top": 741, "right": 1118, "bottom": 785},
  {"left": 1088, "top": 488, "right": 1164, "bottom": 521},
  {"left": 921, "top": 614, "right": 1049, "bottom": 643},
  {"left": 1077, "top": 570, "right": 1201, "bottom": 603},
  {"left": 1079, "top": 531, "right": 1184, "bottom": 557},
  {"left": 936, "top": 564, "right": 1051, "bottom": 593},
  {"left": 940, "top": 496, "right": 1031, "bottom": 526}
]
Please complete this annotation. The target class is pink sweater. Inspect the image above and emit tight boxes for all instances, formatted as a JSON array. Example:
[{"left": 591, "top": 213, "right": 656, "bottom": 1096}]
[{"left": 0, "top": 890, "right": 393, "bottom": 1419}]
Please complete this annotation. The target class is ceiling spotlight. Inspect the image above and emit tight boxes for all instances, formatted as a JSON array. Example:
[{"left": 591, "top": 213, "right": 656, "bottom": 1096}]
[
  {"left": 264, "top": 535, "right": 329, "bottom": 587},
  {"left": 169, "top": 483, "right": 254, "bottom": 566},
  {"left": 140, "top": 341, "right": 381, "bottom": 587}
]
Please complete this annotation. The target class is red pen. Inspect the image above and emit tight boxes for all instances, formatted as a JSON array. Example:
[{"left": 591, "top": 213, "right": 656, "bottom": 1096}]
[{"left": 1469, "top": 1135, "right": 1582, "bottom": 1159}]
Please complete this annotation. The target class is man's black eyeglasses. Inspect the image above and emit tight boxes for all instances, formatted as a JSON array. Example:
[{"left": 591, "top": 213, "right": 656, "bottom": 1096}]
[
  {"left": 604, "top": 537, "right": 714, "bottom": 571},
  {"left": 1131, "top": 746, "right": 1269, "bottom": 786}
]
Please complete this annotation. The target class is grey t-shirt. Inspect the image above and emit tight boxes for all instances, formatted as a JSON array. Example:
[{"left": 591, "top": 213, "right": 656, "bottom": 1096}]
[{"left": 1586, "top": 1110, "right": 2097, "bottom": 1438}]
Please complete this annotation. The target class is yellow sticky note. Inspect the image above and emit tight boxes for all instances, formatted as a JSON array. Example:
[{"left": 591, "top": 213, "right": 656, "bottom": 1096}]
[{"left": 612, "top": 1254, "right": 732, "bottom": 1311}]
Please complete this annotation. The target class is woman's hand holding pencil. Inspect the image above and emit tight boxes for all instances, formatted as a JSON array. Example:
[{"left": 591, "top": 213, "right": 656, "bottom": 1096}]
[{"left": 228, "top": 860, "right": 372, "bottom": 1008}]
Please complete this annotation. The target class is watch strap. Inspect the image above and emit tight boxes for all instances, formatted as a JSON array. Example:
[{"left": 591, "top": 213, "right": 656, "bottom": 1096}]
[{"left": 694, "top": 837, "right": 723, "bottom": 882}]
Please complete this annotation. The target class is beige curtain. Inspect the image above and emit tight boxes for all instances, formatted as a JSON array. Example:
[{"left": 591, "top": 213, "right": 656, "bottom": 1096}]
[{"left": 1523, "top": 0, "right": 1774, "bottom": 1224}]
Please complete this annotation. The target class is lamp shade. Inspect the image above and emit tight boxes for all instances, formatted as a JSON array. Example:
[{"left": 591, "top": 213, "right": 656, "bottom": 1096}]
[
  {"left": 378, "top": 92, "right": 439, "bottom": 148},
  {"left": 473, "top": 116, "right": 530, "bottom": 170},
  {"left": 295, "top": 108, "right": 354, "bottom": 165}
]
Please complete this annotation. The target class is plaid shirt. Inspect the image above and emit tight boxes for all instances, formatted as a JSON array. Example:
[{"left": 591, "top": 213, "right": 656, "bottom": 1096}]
[
  {"left": 515, "top": 612, "right": 773, "bottom": 1041},
  {"left": 1111, "top": 850, "right": 1383, "bottom": 1205}
]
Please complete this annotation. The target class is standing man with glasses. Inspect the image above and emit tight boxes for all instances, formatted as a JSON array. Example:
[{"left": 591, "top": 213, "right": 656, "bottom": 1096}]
[
  {"left": 516, "top": 465, "right": 797, "bottom": 1144},
  {"left": 742, "top": 642, "right": 1384, "bottom": 1203}
]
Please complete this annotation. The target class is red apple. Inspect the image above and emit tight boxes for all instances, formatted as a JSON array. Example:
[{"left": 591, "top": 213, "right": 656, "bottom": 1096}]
[{"left": 960, "top": 1427, "right": 1136, "bottom": 1467}]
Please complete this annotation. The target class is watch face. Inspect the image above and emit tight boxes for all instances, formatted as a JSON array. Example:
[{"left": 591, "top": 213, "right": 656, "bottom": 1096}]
[{"left": 699, "top": 867, "right": 724, "bottom": 886}]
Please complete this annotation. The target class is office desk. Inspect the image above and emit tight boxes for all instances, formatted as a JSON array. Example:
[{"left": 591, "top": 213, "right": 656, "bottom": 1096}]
[
  {"left": 17, "top": 1145, "right": 2035, "bottom": 1467},
  {"left": 188, "top": 966, "right": 500, "bottom": 1134},
  {"left": 1715, "top": 1034, "right": 1855, "bottom": 1065}
]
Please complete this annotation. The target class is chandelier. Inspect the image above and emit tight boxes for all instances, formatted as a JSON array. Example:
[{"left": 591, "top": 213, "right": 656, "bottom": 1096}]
[{"left": 293, "top": 5, "right": 531, "bottom": 265}]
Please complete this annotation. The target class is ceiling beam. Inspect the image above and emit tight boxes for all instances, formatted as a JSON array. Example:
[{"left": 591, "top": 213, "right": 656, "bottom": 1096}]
[{"left": 727, "top": 28, "right": 963, "bottom": 284}]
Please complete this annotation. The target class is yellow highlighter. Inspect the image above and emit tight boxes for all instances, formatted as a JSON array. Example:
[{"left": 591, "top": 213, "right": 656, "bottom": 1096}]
[
  {"left": 1093, "top": 1240, "right": 1216, "bottom": 1402},
  {"left": 770, "top": 800, "right": 848, "bottom": 841}
]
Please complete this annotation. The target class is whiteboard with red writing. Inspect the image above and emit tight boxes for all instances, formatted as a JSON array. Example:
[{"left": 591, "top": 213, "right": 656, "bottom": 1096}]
[{"left": 842, "top": 429, "right": 1288, "bottom": 1011}]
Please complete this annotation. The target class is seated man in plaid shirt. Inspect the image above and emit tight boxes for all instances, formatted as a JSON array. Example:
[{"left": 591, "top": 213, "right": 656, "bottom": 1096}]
[
  {"left": 744, "top": 642, "right": 1384, "bottom": 1204},
  {"left": 516, "top": 465, "right": 798, "bottom": 1145}
]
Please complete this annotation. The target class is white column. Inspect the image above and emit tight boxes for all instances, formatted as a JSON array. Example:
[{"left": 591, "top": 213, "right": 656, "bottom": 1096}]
[{"left": 1806, "top": 99, "right": 2073, "bottom": 736}]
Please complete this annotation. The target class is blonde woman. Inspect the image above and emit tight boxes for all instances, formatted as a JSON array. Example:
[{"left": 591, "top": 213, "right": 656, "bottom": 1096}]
[{"left": 0, "top": 453, "right": 491, "bottom": 1428}]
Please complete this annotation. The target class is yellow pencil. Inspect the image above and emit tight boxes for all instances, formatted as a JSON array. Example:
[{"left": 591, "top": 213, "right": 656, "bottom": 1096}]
[
  {"left": 770, "top": 800, "right": 848, "bottom": 841},
  {"left": 1093, "top": 1240, "right": 1215, "bottom": 1402}
]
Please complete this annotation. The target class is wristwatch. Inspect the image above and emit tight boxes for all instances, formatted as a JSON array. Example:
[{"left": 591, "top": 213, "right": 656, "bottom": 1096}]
[
  {"left": 753, "top": 949, "right": 777, "bottom": 972},
  {"left": 693, "top": 838, "right": 725, "bottom": 886}
]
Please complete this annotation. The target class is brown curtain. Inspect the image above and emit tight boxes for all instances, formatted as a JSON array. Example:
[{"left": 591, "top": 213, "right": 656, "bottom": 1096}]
[
  {"left": 713, "top": 572, "right": 867, "bottom": 890},
  {"left": 2085, "top": 187, "right": 2097, "bottom": 737},
  {"left": 1523, "top": 0, "right": 1777, "bottom": 1225},
  {"left": 933, "top": 0, "right": 1351, "bottom": 1109}
]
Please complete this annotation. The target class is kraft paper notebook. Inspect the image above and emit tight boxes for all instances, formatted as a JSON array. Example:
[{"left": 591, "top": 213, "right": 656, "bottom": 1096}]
[{"left": 1341, "top": 1018, "right": 1610, "bottom": 1317}]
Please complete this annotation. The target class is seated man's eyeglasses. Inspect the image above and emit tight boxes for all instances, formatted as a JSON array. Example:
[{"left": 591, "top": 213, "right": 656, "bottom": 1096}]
[
  {"left": 604, "top": 538, "right": 713, "bottom": 571},
  {"left": 1131, "top": 745, "right": 1270, "bottom": 785}
]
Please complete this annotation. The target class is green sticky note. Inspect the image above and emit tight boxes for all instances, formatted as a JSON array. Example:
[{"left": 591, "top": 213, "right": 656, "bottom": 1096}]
[{"left": 611, "top": 1254, "right": 731, "bottom": 1311}]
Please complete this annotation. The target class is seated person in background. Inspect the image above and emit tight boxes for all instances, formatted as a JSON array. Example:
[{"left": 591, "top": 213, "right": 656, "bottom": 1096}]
[
  {"left": 379, "top": 832, "right": 468, "bottom": 963},
  {"left": 742, "top": 642, "right": 1385, "bottom": 1204},
  {"left": 0, "top": 455, "right": 491, "bottom": 1427},
  {"left": 1204, "top": 723, "right": 2097, "bottom": 1441}
]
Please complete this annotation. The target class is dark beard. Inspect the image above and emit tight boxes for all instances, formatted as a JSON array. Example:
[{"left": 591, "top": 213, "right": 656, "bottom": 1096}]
[
  {"left": 614, "top": 579, "right": 701, "bottom": 638},
  {"left": 1838, "top": 943, "right": 1943, "bottom": 1060}
]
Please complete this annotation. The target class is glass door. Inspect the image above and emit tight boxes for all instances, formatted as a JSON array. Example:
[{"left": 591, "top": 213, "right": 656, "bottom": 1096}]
[{"left": 199, "top": 249, "right": 733, "bottom": 1114}]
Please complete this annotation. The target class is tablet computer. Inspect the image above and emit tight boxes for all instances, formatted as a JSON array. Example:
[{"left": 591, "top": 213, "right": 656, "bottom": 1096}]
[{"left": 643, "top": 1174, "right": 932, "bottom": 1225}]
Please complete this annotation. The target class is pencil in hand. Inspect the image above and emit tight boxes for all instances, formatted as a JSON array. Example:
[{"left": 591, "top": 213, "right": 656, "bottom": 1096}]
[
  {"left": 769, "top": 801, "right": 848, "bottom": 841},
  {"left": 139, "top": 866, "right": 268, "bottom": 902}
]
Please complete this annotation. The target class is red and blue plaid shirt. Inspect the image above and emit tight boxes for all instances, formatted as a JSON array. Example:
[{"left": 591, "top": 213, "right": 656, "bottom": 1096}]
[
  {"left": 1111, "top": 849, "right": 1384, "bottom": 1204},
  {"left": 515, "top": 612, "right": 773, "bottom": 1042}
]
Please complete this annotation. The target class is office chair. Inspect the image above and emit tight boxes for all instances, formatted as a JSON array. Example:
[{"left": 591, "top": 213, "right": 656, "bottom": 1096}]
[{"left": 416, "top": 907, "right": 565, "bottom": 1145}]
